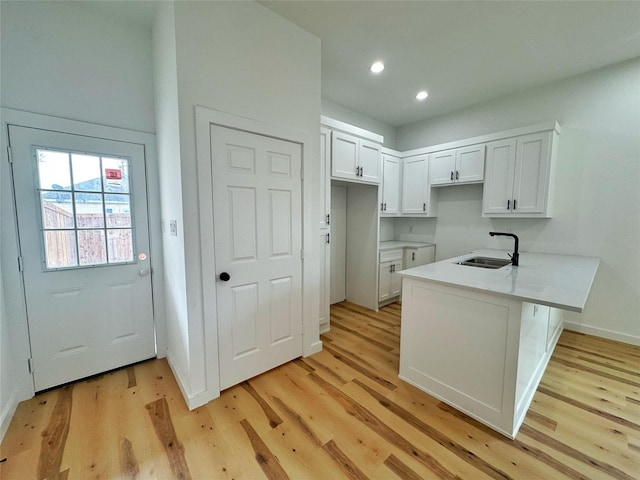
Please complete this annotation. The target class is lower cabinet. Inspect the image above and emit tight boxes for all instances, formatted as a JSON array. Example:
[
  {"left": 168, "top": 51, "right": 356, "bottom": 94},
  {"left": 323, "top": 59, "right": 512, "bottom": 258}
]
[
  {"left": 379, "top": 244, "right": 435, "bottom": 305},
  {"left": 404, "top": 245, "right": 435, "bottom": 269},
  {"left": 379, "top": 260, "right": 403, "bottom": 302}
]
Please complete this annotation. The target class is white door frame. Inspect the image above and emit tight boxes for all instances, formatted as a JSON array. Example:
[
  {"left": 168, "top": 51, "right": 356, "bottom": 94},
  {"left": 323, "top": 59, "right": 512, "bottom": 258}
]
[
  {"left": 195, "top": 106, "right": 322, "bottom": 404},
  {"left": 0, "top": 108, "right": 166, "bottom": 402}
]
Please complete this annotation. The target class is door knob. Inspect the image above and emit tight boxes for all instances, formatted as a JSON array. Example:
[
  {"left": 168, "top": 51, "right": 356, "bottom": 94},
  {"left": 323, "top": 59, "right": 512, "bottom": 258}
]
[{"left": 219, "top": 272, "right": 230, "bottom": 281}]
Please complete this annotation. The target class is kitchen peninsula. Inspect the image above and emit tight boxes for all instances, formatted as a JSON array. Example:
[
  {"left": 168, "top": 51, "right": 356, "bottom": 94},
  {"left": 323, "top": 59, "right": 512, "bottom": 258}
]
[{"left": 398, "top": 249, "right": 600, "bottom": 438}]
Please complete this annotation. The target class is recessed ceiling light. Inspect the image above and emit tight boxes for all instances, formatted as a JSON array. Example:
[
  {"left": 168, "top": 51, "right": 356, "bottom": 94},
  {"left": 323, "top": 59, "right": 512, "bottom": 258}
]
[
  {"left": 370, "top": 61, "right": 385, "bottom": 73},
  {"left": 416, "top": 90, "right": 429, "bottom": 101}
]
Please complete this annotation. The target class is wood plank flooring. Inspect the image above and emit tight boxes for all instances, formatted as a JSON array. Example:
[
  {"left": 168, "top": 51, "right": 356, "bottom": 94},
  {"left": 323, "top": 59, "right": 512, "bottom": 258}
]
[{"left": 1, "top": 301, "right": 638, "bottom": 479}]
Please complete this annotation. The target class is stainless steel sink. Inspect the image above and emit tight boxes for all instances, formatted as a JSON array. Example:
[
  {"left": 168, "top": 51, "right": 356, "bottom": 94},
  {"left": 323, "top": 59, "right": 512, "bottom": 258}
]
[{"left": 456, "top": 256, "right": 511, "bottom": 269}]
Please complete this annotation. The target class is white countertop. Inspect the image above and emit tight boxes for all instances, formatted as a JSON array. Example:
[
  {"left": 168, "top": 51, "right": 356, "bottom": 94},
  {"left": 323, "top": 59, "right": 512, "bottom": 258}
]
[
  {"left": 399, "top": 249, "right": 600, "bottom": 313},
  {"left": 379, "top": 241, "right": 434, "bottom": 251}
]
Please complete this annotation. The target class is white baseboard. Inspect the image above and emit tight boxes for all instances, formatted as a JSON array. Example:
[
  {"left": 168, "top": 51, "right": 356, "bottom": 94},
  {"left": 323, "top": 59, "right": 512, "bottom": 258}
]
[
  {"left": 0, "top": 390, "right": 19, "bottom": 444},
  {"left": 305, "top": 340, "right": 323, "bottom": 357},
  {"left": 166, "top": 351, "right": 219, "bottom": 411},
  {"left": 564, "top": 321, "right": 640, "bottom": 347}
]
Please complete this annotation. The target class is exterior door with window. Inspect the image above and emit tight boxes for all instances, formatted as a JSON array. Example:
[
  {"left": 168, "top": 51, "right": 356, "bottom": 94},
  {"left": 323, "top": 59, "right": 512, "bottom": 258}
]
[{"left": 8, "top": 125, "right": 155, "bottom": 391}]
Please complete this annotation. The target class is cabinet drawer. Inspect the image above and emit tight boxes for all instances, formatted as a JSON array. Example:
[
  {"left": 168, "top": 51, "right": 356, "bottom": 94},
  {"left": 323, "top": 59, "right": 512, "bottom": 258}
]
[{"left": 379, "top": 248, "right": 403, "bottom": 263}]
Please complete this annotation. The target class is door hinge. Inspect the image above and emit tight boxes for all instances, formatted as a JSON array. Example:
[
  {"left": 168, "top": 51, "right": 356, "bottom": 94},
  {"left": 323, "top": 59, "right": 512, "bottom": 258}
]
[
  {"left": 6, "top": 146, "right": 13, "bottom": 164},
  {"left": 17, "top": 256, "right": 23, "bottom": 272},
  {"left": 300, "top": 168, "right": 304, "bottom": 181},
  {"left": 28, "top": 358, "right": 33, "bottom": 373}
]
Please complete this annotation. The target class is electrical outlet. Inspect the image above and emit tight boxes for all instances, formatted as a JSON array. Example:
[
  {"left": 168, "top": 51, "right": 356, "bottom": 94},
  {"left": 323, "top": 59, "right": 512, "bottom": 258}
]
[{"left": 169, "top": 220, "right": 178, "bottom": 236}]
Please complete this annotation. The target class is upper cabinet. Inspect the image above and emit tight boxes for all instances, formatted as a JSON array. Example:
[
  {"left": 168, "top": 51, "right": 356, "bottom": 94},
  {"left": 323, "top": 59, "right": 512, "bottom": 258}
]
[
  {"left": 401, "top": 155, "right": 437, "bottom": 217},
  {"left": 483, "top": 129, "right": 558, "bottom": 217},
  {"left": 430, "top": 144, "right": 485, "bottom": 186},
  {"left": 331, "top": 131, "right": 381, "bottom": 184},
  {"left": 320, "top": 127, "right": 331, "bottom": 228},
  {"left": 381, "top": 153, "right": 400, "bottom": 215}
]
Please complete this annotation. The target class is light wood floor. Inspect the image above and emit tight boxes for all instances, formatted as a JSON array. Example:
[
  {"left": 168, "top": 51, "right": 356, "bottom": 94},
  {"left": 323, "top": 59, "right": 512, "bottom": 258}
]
[{"left": 1, "top": 301, "right": 639, "bottom": 479}]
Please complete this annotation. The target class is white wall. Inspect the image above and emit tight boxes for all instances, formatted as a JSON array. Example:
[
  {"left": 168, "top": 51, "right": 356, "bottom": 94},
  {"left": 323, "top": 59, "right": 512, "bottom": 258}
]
[
  {"left": 152, "top": 2, "right": 191, "bottom": 396},
  {"left": 396, "top": 59, "right": 640, "bottom": 344},
  {"left": 322, "top": 98, "right": 397, "bottom": 149},
  {"left": 153, "top": 1, "right": 322, "bottom": 407},
  {"left": 0, "top": 1, "right": 155, "bottom": 133}
]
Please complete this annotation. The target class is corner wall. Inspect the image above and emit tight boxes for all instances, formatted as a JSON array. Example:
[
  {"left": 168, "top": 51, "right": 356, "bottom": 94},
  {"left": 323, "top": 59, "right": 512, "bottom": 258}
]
[{"left": 397, "top": 59, "right": 640, "bottom": 344}]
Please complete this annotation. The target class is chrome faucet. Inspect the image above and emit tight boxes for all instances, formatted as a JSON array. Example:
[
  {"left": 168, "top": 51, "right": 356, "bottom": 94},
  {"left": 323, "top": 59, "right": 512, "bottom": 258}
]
[{"left": 489, "top": 232, "right": 519, "bottom": 266}]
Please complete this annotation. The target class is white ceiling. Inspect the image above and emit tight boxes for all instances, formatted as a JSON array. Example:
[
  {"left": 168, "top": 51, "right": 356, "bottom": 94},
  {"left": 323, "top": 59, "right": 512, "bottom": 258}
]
[
  {"left": 260, "top": 0, "right": 640, "bottom": 127},
  {"left": 83, "top": 1, "right": 640, "bottom": 128}
]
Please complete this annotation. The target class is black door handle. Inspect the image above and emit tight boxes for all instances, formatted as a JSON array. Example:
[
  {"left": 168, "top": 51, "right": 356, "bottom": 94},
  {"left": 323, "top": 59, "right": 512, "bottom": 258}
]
[{"left": 219, "top": 272, "right": 230, "bottom": 281}]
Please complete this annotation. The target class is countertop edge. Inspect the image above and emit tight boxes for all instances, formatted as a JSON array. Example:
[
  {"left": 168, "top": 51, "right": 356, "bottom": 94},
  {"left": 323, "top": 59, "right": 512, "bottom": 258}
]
[
  {"left": 399, "top": 250, "right": 600, "bottom": 313},
  {"left": 399, "top": 274, "right": 585, "bottom": 313}
]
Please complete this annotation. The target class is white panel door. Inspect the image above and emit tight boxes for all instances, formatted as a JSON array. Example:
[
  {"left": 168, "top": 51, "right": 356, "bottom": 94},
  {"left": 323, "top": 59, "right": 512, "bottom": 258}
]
[
  {"left": 483, "top": 138, "right": 517, "bottom": 215},
  {"left": 456, "top": 144, "right": 485, "bottom": 184},
  {"left": 402, "top": 155, "right": 428, "bottom": 214},
  {"left": 330, "top": 186, "right": 347, "bottom": 304},
  {"left": 9, "top": 125, "right": 155, "bottom": 391},
  {"left": 211, "top": 125, "right": 302, "bottom": 391},
  {"left": 331, "top": 131, "right": 359, "bottom": 181},
  {"left": 513, "top": 132, "right": 550, "bottom": 214},
  {"left": 358, "top": 139, "right": 381, "bottom": 183},
  {"left": 381, "top": 154, "right": 400, "bottom": 214},
  {"left": 429, "top": 150, "right": 456, "bottom": 185}
]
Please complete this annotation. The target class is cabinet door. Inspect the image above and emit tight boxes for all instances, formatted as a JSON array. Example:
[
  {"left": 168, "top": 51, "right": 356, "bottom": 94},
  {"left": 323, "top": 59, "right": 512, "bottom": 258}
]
[
  {"left": 456, "top": 144, "right": 485, "bottom": 184},
  {"left": 331, "top": 131, "right": 359, "bottom": 180},
  {"left": 381, "top": 154, "right": 400, "bottom": 214},
  {"left": 405, "top": 246, "right": 435, "bottom": 269},
  {"left": 430, "top": 150, "right": 456, "bottom": 185},
  {"left": 402, "top": 155, "right": 429, "bottom": 214},
  {"left": 320, "top": 127, "right": 332, "bottom": 228},
  {"left": 512, "top": 132, "right": 550, "bottom": 214},
  {"left": 390, "top": 261, "right": 402, "bottom": 298},
  {"left": 378, "top": 262, "right": 392, "bottom": 302},
  {"left": 359, "top": 139, "right": 381, "bottom": 184},
  {"left": 483, "top": 138, "right": 516, "bottom": 215},
  {"left": 318, "top": 230, "right": 331, "bottom": 332}
]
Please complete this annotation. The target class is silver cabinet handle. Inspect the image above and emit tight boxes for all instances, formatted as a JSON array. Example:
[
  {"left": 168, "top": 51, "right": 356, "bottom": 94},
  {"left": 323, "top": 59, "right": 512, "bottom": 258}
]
[
  {"left": 450, "top": 171, "right": 454, "bottom": 181},
  {"left": 513, "top": 199, "right": 517, "bottom": 210},
  {"left": 455, "top": 170, "right": 459, "bottom": 180},
  {"left": 423, "top": 203, "right": 426, "bottom": 211}
]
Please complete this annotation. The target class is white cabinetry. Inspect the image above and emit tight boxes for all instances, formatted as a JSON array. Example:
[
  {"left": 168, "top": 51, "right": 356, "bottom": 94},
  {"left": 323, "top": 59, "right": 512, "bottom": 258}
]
[
  {"left": 381, "top": 152, "right": 400, "bottom": 215},
  {"left": 430, "top": 144, "right": 485, "bottom": 186},
  {"left": 400, "top": 278, "right": 565, "bottom": 438},
  {"left": 483, "top": 129, "right": 557, "bottom": 217},
  {"left": 401, "top": 155, "right": 437, "bottom": 216},
  {"left": 378, "top": 249, "right": 403, "bottom": 303},
  {"left": 404, "top": 245, "right": 435, "bottom": 269},
  {"left": 378, "top": 243, "right": 435, "bottom": 306},
  {"left": 319, "top": 230, "right": 331, "bottom": 333},
  {"left": 319, "top": 127, "right": 331, "bottom": 333},
  {"left": 331, "top": 131, "right": 381, "bottom": 184}
]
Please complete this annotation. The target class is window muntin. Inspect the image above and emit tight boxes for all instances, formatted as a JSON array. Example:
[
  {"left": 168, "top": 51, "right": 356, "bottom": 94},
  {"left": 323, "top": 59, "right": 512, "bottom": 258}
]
[{"left": 37, "top": 148, "right": 134, "bottom": 269}]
